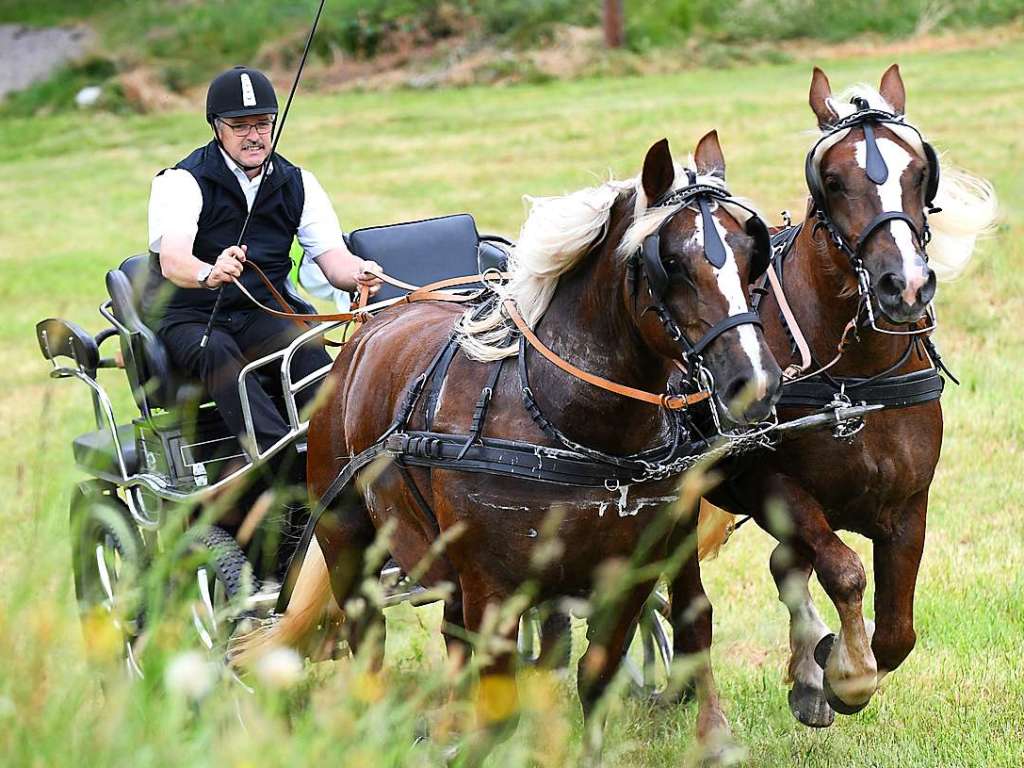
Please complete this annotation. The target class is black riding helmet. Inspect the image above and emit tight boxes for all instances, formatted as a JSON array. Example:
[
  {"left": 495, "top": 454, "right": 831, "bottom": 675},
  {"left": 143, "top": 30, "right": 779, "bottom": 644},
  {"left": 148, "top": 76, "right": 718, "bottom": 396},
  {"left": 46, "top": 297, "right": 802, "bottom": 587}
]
[{"left": 206, "top": 65, "right": 278, "bottom": 124}]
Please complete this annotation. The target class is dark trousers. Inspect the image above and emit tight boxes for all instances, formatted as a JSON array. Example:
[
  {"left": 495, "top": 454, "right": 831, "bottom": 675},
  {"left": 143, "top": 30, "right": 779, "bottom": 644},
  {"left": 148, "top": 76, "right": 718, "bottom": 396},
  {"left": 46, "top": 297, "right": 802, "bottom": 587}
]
[{"left": 159, "top": 310, "right": 331, "bottom": 454}]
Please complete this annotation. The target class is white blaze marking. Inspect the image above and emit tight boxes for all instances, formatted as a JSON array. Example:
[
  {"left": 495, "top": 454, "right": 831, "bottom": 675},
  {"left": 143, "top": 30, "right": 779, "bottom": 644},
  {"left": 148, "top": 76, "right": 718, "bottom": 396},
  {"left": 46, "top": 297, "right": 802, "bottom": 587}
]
[
  {"left": 855, "top": 138, "right": 929, "bottom": 304},
  {"left": 690, "top": 212, "right": 769, "bottom": 399}
]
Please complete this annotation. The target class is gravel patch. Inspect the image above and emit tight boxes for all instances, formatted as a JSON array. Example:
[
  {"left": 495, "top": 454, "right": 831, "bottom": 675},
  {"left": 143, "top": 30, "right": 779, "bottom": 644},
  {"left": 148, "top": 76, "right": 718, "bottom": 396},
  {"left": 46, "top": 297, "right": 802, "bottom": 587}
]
[{"left": 0, "top": 24, "right": 94, "bottom": 99}]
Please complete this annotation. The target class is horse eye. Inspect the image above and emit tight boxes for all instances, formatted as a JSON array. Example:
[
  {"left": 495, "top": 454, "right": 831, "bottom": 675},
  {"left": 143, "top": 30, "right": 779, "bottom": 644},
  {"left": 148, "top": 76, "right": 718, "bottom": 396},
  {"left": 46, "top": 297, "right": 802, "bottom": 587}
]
[{"left": 824, "top": 175, "right": 844, "bottom": 193}]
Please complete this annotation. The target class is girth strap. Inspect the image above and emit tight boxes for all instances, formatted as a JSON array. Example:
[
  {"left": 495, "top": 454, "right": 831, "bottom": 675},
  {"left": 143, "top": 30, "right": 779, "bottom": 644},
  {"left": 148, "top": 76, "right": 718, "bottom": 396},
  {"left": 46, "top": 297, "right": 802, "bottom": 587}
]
[{"left": 779, "top": 368, "right": 944, "bottom": 410}]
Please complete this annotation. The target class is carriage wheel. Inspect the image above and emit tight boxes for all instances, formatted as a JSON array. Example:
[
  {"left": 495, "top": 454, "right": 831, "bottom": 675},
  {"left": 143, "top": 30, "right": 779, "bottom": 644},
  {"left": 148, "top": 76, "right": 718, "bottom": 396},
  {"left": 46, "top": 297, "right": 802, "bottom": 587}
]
[
  {"left": 518, "top": 610, "right": 573, "bottom": 669},
  {"left": 182, "top": 525, "right": 259, "bottom": 661},
  {"left": 70, "top": 484, "right": 146, "bottom": 678},
  {"left": 622, "top": 589, "right": 674, "bottom": 698}
]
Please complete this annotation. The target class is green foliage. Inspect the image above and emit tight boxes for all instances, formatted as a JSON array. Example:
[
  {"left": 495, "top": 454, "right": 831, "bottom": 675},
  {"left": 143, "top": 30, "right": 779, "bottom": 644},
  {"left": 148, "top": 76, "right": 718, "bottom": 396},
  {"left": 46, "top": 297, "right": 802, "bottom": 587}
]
[
  {"left": 629, "top": 0, "right": 1024, "bottom": 44},
  {"left": 1, "top": 55, "right": 128, "bottom": 117},
  {"left": 3, "top": 0, "right": 1023, "bottom": 117}
]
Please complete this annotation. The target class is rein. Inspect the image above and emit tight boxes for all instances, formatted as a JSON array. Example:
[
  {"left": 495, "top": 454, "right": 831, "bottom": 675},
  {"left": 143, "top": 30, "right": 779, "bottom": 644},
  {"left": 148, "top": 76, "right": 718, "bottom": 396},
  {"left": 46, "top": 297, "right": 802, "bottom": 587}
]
[
  {"left": 503, "top": 300, "right": 710, "bottom": 411},
  {"left": 234, "top": 261, "right": 713, "bottom": 411}
]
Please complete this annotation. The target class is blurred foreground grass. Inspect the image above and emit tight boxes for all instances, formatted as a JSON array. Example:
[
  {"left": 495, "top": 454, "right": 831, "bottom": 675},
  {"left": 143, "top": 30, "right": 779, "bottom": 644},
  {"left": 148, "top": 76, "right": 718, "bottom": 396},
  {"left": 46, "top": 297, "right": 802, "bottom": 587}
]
[{"left": 0, "top": 35, "right": 1022, "bottom": 767}]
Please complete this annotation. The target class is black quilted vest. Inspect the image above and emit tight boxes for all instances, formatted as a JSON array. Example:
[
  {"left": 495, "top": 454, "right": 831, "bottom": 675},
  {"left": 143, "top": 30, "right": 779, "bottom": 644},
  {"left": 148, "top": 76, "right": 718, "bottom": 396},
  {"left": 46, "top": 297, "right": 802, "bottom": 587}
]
[{"left": 146, "top": 140, "right": 305, "bottom": 329}]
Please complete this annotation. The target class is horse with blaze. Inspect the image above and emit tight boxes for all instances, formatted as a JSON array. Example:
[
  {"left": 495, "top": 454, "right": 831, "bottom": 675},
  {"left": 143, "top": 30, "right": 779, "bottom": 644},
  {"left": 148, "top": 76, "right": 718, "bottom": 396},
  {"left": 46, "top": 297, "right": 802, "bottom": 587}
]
[
  {"left": 675, "top": 65, "right": 997, "bottom": 737},
  {"left": 237, "top": 132, "right": 782, "bottom": 758}
]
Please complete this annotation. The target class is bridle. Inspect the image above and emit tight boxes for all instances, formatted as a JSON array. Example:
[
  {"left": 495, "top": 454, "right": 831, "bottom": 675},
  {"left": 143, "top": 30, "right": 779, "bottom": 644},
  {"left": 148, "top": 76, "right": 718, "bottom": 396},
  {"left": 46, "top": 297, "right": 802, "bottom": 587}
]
[
  {"left": 629, "top": 171, "right": 772, "bottom": 394},
  {"left": 804, "top": 98, "right": 942, "bottom": 336}
]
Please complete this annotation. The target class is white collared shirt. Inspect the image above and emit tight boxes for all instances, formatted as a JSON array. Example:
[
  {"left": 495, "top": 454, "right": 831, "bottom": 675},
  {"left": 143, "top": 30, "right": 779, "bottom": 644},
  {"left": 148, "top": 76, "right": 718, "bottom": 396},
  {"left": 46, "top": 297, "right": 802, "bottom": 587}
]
[{"left": 147, "top": 147, "right": 345, "bottom": 267}]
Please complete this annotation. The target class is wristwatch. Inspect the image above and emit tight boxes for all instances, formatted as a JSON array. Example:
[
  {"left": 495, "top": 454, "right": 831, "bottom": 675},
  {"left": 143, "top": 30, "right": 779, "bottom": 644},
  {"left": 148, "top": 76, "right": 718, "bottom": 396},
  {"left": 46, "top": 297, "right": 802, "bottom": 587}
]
[{"left": 197, "top": 264, "right": 215, "bottom": 290}]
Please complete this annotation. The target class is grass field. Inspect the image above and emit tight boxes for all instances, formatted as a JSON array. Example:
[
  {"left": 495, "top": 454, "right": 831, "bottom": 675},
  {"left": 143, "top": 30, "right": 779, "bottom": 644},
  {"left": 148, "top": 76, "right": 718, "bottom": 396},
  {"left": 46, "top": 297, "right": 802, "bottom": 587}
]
[{"left": 1, "top": 33, "right": 1022, "bottom": 767}]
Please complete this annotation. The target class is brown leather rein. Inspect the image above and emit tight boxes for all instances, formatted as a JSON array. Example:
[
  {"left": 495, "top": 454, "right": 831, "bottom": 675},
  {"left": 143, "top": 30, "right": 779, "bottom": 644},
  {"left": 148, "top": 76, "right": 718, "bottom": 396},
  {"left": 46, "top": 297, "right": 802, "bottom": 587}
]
[{"left": 232, "top": 263, "right": 711, "bottom": 411}]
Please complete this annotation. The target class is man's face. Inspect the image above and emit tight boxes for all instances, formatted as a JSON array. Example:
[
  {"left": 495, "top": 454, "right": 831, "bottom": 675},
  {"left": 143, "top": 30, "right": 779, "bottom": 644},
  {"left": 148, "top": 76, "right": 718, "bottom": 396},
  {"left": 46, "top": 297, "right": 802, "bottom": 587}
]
[{"left": 215, "top": 114, "right": 274, "bottom": 168}]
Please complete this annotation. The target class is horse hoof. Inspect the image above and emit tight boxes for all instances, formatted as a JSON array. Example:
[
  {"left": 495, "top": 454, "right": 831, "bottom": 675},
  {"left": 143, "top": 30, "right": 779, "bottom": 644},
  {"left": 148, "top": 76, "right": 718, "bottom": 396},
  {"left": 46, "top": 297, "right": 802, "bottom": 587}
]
[
  {"left": 647, "top": 679, "right": 697, "bottom": 709},
  {"left": 788, "top": 682, "right": 835, "bottom": 728},
  {"left": 813, "top": 633, "right": 837, "bottom": 669},
  {"left": 822, "top": 673, "right": 871, "bottom": 716}
]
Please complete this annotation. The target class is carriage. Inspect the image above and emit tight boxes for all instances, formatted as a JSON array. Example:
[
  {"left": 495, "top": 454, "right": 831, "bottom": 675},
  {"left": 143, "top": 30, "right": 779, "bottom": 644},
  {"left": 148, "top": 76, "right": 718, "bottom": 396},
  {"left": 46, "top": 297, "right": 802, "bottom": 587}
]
[{"left": 36, "top": 212, "right": 690, "bottom": 686}]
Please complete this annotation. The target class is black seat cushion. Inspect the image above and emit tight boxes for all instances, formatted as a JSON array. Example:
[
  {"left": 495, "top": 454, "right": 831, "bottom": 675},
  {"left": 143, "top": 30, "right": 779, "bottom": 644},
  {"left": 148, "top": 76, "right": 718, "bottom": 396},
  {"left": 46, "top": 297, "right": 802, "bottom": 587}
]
[
  {"left": 73, "top": 423, "right": 139, "bottom": 478},
  {"left": 348, "top": 214, "right": 484, "bottom": 302}
]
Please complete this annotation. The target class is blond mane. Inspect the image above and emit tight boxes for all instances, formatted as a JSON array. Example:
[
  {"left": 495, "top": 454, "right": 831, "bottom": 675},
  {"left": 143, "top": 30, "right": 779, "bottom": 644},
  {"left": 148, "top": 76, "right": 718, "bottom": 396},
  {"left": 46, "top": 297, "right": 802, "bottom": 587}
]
[{"left": 458, "top": 163, "right": 761, "bottom": 362}]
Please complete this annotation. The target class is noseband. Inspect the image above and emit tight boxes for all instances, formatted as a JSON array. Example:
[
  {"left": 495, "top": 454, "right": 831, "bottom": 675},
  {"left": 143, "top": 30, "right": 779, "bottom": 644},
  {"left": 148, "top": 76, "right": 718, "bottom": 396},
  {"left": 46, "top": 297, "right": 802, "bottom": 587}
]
[
  {"left": 805, "top": 98, "right": 942, "bottom": 335},
  {"left": 628, "top": 172, "right": 772, "bottom": 391}
]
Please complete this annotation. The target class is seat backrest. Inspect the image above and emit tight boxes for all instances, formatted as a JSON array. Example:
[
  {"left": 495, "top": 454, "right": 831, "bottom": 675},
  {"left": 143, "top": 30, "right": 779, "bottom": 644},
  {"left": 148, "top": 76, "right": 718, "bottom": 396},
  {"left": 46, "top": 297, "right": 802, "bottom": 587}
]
[
  {"left": 107, "top": 254, "right": 202, "bottom": 416},
  {"left": 347, "top": 214, "right": 485, "bottom": 302}
]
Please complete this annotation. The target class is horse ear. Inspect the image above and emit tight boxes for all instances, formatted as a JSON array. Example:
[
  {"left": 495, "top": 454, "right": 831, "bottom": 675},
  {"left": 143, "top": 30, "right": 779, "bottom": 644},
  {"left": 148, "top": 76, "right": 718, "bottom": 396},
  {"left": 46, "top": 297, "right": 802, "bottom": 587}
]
[
  {"left": 694, "top": 129, "right": 726, "bottom": 179},
  {"left": 642, "top": 138, "right": 675, "bottom": 204},
  {"left": 809, "top": 66, "right": 837, "bottom": 128},
  {"left": 879, "top": 63, "right": 906, "bottom": 114}
]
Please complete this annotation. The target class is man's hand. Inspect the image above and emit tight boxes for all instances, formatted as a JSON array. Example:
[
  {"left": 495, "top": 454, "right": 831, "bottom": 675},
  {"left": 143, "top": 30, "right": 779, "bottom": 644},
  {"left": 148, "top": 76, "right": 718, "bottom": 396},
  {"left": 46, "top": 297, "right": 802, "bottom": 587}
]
[
  {"left": 355, "top": 259, "right": 382, "bottom": 297},
  {"left": 208, "top": 244, "right": 246, "bottom": 288}
]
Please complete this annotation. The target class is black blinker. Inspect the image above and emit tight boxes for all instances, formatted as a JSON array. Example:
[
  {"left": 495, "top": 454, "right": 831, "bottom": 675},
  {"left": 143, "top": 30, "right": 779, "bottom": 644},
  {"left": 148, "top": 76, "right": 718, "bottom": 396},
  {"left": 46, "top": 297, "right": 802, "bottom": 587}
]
[
  {"left": 862, "top": 122, "right": 889, "bottom": 185},
  {"left": 698, "top": 197, "right": 727, "bottom": 269}
]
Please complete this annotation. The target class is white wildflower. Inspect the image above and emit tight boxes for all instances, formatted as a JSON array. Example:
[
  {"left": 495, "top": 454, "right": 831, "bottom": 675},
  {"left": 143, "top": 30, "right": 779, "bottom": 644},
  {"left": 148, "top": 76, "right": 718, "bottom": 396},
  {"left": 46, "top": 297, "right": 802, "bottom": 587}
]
[
  {"left": 164, "top": 651, "right": 217, "bottom": 700},
  {"left": 254, "top": 647, "right": 303, "bottom": 690}
]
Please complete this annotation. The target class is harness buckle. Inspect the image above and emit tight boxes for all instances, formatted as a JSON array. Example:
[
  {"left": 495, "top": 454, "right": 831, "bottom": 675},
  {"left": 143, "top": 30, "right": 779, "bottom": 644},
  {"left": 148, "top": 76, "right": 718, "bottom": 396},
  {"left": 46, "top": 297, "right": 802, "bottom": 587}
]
[{"left": 828, "top": 388, "right": 866, "bottom": 443}]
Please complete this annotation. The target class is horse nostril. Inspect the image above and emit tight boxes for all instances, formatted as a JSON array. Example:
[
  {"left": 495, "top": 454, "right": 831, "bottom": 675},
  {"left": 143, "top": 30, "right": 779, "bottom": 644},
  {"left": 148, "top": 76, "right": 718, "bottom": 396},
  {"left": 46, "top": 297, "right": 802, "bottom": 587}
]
[
  {"left": 723, "top": 376, "right": 751, "bottom": 408},
  {"left": 918, "top": 269, "right": 937, "bottom": 305},
  {"left": 878, "top": 271, "right": 906, "bottom": 299}
]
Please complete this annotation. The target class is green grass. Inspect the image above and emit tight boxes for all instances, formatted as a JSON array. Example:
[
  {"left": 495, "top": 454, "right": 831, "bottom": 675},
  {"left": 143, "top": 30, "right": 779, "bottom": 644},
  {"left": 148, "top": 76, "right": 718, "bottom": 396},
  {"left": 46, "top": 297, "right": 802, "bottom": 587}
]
[{"left": 1, "top": 35, "right": 1023, "bottom": 767}]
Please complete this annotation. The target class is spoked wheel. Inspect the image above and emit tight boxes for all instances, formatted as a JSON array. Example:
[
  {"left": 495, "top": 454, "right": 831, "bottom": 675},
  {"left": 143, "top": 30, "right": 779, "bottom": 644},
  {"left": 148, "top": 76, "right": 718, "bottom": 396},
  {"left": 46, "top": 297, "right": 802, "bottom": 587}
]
[
  {"left": 622, "top": 589, "right": 674, "bottom": 698},
  {"left": 518, "top": 609, "right": 573, "bottom": 669},
  {"left": 182, "top": 526, "right": 258, "bottom": 665},
  {"left": 70, "top": 484, "right": 146, "bottom": 678}
]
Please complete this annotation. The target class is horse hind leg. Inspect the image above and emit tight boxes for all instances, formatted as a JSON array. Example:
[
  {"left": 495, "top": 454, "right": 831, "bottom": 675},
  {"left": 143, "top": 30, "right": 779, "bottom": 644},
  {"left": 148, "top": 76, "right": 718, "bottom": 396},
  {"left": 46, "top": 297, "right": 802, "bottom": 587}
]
[
  {"left": 316, "top": 485, "right": 386, "bottom": 667},
  {"left": 769, "top": 543, "right": 834, "bottom": 728}
]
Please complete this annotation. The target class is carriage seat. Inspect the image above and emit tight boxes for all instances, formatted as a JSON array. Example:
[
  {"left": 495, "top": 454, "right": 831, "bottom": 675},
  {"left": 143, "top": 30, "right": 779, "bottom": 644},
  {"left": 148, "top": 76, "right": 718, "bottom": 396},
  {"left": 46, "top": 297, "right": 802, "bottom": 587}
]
[
  {"left": 347, "top": 213, "right": 510, "bottom": 303},
  {"left": 107, "top": 254, "right": 318, "bottom": 418}
]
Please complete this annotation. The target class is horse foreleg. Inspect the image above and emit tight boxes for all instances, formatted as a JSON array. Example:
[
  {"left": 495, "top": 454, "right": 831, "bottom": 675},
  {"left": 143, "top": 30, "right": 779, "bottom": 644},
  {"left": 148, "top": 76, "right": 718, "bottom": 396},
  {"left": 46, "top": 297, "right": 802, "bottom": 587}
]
[
  {"left": 871, "top": 493, "right": 927, "bottom": 685},
  {"left": 669, "top": 548, "right": 735, "bottom": 757},
  {"left": 769, "top": 543, "right": 834, "bottom": 727},
  {"left": 577, "top": 581, "right": 655, "bottom": 763},
  {"left": 768, "top": 481, "right": 878, "bottom": 714},
  {"left": 456, "top": 578, "right": 522, "bottom": 768}
]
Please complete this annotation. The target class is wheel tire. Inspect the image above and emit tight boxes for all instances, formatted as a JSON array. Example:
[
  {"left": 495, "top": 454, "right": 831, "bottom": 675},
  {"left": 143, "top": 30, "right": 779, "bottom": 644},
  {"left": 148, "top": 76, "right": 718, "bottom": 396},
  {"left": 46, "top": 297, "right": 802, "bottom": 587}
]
[
  {"left": 183, "top": 525, "right": 258, "bottom": 653},
  {"left": 70, "top": 484, "right": 146, "bottom": 675}
]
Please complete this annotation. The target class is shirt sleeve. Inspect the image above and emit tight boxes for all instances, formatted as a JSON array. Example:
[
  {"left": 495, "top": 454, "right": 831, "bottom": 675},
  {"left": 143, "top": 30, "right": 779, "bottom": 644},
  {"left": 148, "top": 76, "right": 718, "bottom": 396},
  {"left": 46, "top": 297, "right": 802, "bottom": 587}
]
[
  {"left": 148, "top": 169, "right": 202, "bottom": 253},
  {"left": 297, "top": 169, "right": 346, "bottom": 264}
]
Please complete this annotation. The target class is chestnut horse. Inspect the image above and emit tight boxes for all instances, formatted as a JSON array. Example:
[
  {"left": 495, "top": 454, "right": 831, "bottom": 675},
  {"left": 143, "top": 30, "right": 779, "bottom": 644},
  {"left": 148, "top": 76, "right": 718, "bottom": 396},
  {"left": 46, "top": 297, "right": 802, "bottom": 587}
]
[
  {"left": 237, "top": 132, "right": 782, "bottom": 759},
  {"left": 668, "top": 65, "right": 997, "bottom": 736}
]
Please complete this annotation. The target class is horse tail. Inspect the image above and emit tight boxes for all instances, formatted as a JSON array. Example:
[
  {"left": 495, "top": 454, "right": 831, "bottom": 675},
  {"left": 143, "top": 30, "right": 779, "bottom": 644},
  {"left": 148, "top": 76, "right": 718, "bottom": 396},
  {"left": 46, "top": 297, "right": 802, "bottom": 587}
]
[
  {"left": 231, "top": 535, "right": 335, "bottom": 666},
  {"left": 697, "top": 499, "right": 736, "bottom": 561}
]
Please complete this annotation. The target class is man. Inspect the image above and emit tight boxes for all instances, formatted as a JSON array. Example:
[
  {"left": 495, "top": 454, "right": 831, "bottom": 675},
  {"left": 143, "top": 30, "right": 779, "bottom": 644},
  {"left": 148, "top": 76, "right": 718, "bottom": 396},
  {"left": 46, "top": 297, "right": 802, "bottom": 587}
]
[{"left": 146, "top": 65, "right": 380, "bottom": 457}]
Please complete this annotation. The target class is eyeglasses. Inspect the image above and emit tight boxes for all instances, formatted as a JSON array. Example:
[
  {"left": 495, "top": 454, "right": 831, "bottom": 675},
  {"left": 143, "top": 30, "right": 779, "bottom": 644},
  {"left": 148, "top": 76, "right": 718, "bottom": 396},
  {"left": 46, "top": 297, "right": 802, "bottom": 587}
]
[{"left": 218, "top": 118, "right": 275, "bottom": 138}]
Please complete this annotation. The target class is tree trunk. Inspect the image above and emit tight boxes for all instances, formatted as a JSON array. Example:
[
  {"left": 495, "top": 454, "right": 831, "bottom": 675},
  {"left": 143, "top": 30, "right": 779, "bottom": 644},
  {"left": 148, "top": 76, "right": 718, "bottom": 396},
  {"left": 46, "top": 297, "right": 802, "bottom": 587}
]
[{"left": 603, "top": 0, "right": 624, "bottom": 49}]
